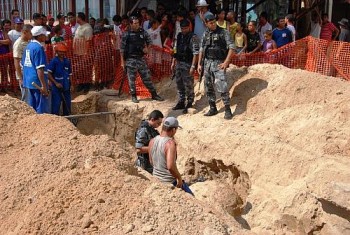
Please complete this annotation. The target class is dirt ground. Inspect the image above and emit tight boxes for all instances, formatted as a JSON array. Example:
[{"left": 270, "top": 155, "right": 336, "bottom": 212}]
[{"left": 0, "top": 64, "right": 349, "bottom": 234}]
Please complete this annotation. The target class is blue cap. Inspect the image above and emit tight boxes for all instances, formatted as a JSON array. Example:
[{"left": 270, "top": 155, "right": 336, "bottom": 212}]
[
  {"left": 204, "top": 14, "right": 215, "bottom": 22},
  {"left": 14, "top": 18, "right": 24, "bottom": 24}
]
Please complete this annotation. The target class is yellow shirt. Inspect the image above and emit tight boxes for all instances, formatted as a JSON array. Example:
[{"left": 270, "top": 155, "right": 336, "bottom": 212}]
[{"left": 229, "top": 22, "right": 238, "bottom": 40}]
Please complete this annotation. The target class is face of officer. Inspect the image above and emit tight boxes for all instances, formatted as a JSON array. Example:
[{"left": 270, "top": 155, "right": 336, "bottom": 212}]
[
  {"left": 205, "top": 19, "right": 217, "bottom": 31},
  {"left": 180, "top": 25, "right": 190, "bottom": 34},
  {"left": 130, "top": 19, "right": 140, "bottom": 31}
]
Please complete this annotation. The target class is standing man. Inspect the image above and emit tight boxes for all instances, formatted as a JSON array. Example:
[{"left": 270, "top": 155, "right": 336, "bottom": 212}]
[
  {"left": 32, "top": 13, "right": 43, "bottom": 26},
  {"left": 13, "top": 24, "right": 32, "bottom": 100},
  {"left": 120, "top": 16, "right": 164, "bottom": 103},
  {"left": 320, "top": 13, "right": 339, "bottom": 41},
  {"left": 197, "top": 14, "right": 235, "bottom": 120},
  {"left": 149, "top": 116, "right": 193, "bottom": 195},
  {"left": 272, "top": 17, "right": 293, "bottom": 48},
  {"left": 194, "top": 0, "right": 213, "bottom": 41},
  {"left": 11, "top": 9, "right": 20, "bottom": 26},
  {"left": 171, "top": 19, "right": 199, "bottom": 113},
  {"left": 257, "top": 12, "right": 272, "bottom": 44},
  {"left": 73, "top": 12, "right": 93, "bottom": 93},
  {"left": 67, "top": 12, "right": 79, "bottom": 37},
  {"left": 21, "top": 26, "right": 50, "bottom": 114},
  {"left": 285, "top": 14, "right": 296, "bottom": 41},
  {"left": 338, "top": 18, "right": 350, "bottom": 42},
  {"left": 135, "top": 110, "right": 164, "bottom": 174}
]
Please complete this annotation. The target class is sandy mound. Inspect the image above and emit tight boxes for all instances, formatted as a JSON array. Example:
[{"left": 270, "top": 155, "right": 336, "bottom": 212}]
[{"left": 1, "top": 63, "right": 350, "bottom": 234}]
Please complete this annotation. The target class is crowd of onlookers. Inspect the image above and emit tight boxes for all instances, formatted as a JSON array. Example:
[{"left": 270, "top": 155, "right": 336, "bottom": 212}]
[{"left": 1, "top": 3, "right": 349, "bottom": 89}]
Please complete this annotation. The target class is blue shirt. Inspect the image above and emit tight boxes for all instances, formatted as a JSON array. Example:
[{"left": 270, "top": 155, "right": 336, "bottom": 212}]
[
  {"left": 47, "top": 56, "right": 72, "bottom": 90},
  {"left": 21, "top": 40, "right": 48, "bottom": 89},
  {"left": 194, "top": 11, "right": 213, "bottom": 41},
  {"left": 272, "top": 28, "right": 292, "bottom": 48}
]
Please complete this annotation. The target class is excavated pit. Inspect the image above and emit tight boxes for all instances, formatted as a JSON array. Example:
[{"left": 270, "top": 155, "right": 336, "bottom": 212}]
[{"left": 72, "top": 91, "right": 252, "bottom": 224}]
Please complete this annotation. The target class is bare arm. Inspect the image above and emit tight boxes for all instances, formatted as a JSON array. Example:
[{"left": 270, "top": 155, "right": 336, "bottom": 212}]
[
  {"left": 13, "top": 58, "right": 22, "bottom": 85},
  {"left": 37, "top": 68, "right": 49, "bottom": 96},
  {"left": 148, "top": 139, "right": 154, "bottom": 165},
  {"left": 165, "top": 139, "right": 182, "bottom": 187}
]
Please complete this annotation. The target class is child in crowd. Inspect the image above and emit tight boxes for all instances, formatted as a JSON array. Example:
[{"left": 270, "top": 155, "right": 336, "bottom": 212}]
[
  {"left": 262, "top": 30, "right": 277, "bottom": 52},
  {"left": 147, "top": 19, "right": 162, "bottom": 48},
  {"left": 234, "top": 23, "right": 247, "bottom": 54},
  {"left": 51, "top": 25, "right": 64, "bottom": 44},
  {"left": 47, "top": 43, "right": 72, "bottom": 115},
  {"left": 216, "top": 9, "right": 229, "bottom": 30}
]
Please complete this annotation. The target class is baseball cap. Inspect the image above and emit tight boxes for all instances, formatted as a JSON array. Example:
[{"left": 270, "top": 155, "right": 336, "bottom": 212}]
[
  {"left": 163, "top": 117, "right": 182, "bottom": 129},
  {"left": 204, "top": 14, "right": 216, "bottom": 22},
  {"left": 33, "top": 13, "right": 42, "bottom": 20},
  {"left": 31, "top": 26, "right": 50, "bottom": 37},
  {"left": 180, "top": 19, "right": 190, "bottom": 28},
  {"left": 14, "top": 18, "right": 24, "bottom": 24}
]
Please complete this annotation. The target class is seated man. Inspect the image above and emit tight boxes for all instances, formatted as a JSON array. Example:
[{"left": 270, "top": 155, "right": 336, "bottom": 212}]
[{"left": 135, "top": 110, "right": 164, "bottom": 174}]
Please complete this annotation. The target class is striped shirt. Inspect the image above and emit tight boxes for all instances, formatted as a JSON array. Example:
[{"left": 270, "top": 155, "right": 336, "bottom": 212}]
[{"left": 320, "top": 22, "right": 337, "bottom": 41}]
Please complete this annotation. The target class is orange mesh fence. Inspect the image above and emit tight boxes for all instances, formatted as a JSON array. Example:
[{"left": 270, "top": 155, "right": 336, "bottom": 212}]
[{"left": 1, "top": 35, "right": 349, "bottom": 95}]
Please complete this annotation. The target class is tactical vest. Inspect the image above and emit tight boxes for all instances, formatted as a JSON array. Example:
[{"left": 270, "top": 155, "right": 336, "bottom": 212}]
[
  {"left": 126, "top": 29, "right": 146, "bottom": 58},
  {"left": 174, "top": 32, "right": 194, "bottom": 63},
  {"left": 203, "top": 27, "right": 228, "bottom": 60}
]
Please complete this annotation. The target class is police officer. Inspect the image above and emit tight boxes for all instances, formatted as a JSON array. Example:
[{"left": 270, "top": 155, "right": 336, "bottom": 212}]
[
  {"left": 120, "top": 16, "right": 164, "bottom": 103},
  {"left": 197, "top": 14, "right": 234, "bottom": 120},
  {"left": 135, "top": 110, "right": 164, "bottom": 174},
  {"left": 171, "top": 19, "right": 199, "bottom": 113}
]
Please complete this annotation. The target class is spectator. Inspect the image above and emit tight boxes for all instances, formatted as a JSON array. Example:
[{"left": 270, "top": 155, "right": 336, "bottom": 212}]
[
  {"left": 156, "top": 3, "right": 166, "bottom": 21},
  {"left": 112, "top": 15, "right": 122, "bottom": 50},
  {"left": 51, "top": 25, "right": 64, "bottom": 44},
  {"left": 143, "top": 10, "right": 155, "bottom": 31},
  {"left": 47, "top": 17, "right": 55, "bottom": 32},
  {"left": 216, "top": 9, "right": 229, "bottom": 30},
  {"left": 147, "top": 19, "right": 162, "bottom": 48},
  {"left": 13, "top": 24, "right": 32, "bottom": 99},
  {"left": 120, "top": 15, "right": 129, "bottom": 33},
  {"left": 8, "top": 18, "right": 23, "bottom": 46},
  {"left": 135, "top": 110, "right": 164, "bottom": 174},
  {"left": 67, "top": 12, "right": 78, "bottom": 37},
  {"left": 149, "top": 117, "right": 194, "bottom": 196},
  {"left": 262, "top": 30, "right": 277, "bottom": 52},
  {"left": 189, "top": 9, "right": 196, "bottom": 30},
  {"left": 140, "top": 7, "right": 148, "bottom": 24},
  {"left": 257, "top": 11, "right": 272, "bottom": 43},
  {"left": 173, "top": 9, "right": 189, "bottom": 47},
  {"left": 57, "top": 13, "right": 72, "bottom": 40},
  {"left": 11, "top": 9, "right": 20, "bottom": 26},
  {"left": 320, "top": 13, "right": 339, "bottom": 41},
  {"left": 310, "top": 11, "right": 321, "bottom": 38},
  {"left": 234, "top": 23, "right": 247, "bottom": 54},
  {"left": 194, "top": 0, "right": 213, "bottom": 41},
  {"left": 246, "top": 21, "right": 261, "bottom": 53},
  {"left": 73, "top": 12, "right": 93, "bottom": 92},
  {"left": 160, "top": 14, "right": 174, "bottom": 46},
  {"left": 93, "top": 18, "right": 106, "bottom": 35},
  {"left": 32, "top": 13, "right": 43, "bottom": 26},
  {"left": 0, "top": 20, "right": 11, "bottom": 91},
  {"left": 227, "top": 11, "right": 238, "bottom": 40},
  {"left": 338, "top": 18, "right": 350, "bottom": 42},
  {"left": 285, "top": 14, "right": 296, "bottom": 41},
  {"left": 21, "top": 26, "right": 50, "bottom": 114},
  {"left": 272, "top": 17, "right": 292, "bottom": 48},
  {"left": 89, "top": 17, "right": 96, "bottom": 29}
]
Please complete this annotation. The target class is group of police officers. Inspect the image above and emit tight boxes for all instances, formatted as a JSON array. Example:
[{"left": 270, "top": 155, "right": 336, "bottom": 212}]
[{"left": 121, "top": 13, "right": 234, "bottom": 120}]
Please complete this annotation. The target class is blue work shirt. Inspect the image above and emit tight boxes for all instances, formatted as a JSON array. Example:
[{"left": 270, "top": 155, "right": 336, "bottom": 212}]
[
  {"left": 47, "top": 56, "right": 72, "bottom": 91},
  {"left": 21, "top": 39, "right": 48, "bottom": 89}
]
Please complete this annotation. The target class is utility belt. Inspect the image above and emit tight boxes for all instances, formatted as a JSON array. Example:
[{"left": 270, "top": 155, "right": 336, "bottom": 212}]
[
  {"left": 206, "top": 48, "right": 227, "bottom": 60},
  {"left": 126, "top": 54, "right": 144, "bottom": 59},
  {"left": 175, "top": 54, "right": 192, "bottom": 63}
]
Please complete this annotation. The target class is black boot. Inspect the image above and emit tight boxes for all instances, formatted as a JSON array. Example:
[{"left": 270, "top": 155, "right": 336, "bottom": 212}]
[
  {"left": 224, "top": 105, "right": 233, "bottom": 120},
  {"left": 131, "top": 95, "right": 139, "bottom": 103},
  {"left": 204, "top": 102, "right": 218, "bottom": 116},
  {"left": 151, "top": 92, "right": 164, "bottom": 101},
  {"left": 182, "top": 102, "right": 193, "bottom": 114},
  {"left": 172, "top": 101, "right": 185, "bottom": 110}
]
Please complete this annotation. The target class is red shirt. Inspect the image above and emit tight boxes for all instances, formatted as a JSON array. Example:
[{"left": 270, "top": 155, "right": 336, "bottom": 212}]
[{"left": 320, "top": 22, "right": 337, "bottom": 41}]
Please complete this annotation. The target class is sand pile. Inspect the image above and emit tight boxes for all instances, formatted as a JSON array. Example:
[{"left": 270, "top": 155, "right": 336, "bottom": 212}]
[{"left": 1, "top": 63, "right": 350, "bottom": 234}]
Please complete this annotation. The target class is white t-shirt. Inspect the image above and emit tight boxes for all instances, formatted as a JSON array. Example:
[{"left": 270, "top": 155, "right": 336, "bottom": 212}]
[
  {"left": 143, "top": 20, "right": 150, "bottom": 31},
  {"left": 310, "top": 22, "right": 321, "bottom": 38},
  {"left": 8, "top": 30, "right": 22, "bottom": 46},
  {"left": 74, "top": 23, "right": 93, "bottom": 55},
  {"left": 147, "top": 26, "right": 162, "bottom": 48}
]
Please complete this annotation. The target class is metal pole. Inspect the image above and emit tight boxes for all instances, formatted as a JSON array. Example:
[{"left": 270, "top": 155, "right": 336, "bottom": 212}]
[{"left": 64, "top": 112, "right": 116, "bottom": 119}]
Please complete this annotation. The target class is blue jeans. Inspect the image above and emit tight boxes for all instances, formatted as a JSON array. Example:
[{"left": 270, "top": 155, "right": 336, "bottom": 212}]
[{"left": 172, "top": 180, "right": 194, "bottom": 196}]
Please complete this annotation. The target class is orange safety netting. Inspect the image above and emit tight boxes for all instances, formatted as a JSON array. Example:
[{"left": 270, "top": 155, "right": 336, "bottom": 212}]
[{"left": 0, "top": 34, "right": 349, "bottom": 95}]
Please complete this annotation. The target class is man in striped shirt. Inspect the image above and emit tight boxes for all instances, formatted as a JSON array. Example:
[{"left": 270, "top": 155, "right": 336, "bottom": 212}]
[{"left": 320, "top": 13, "right": 339, "bottom": 41}]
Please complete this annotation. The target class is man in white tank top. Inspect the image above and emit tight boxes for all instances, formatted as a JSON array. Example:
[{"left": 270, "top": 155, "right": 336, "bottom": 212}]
[{"left": 149, "top": 117, "right": 194, "bottom": 195}]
